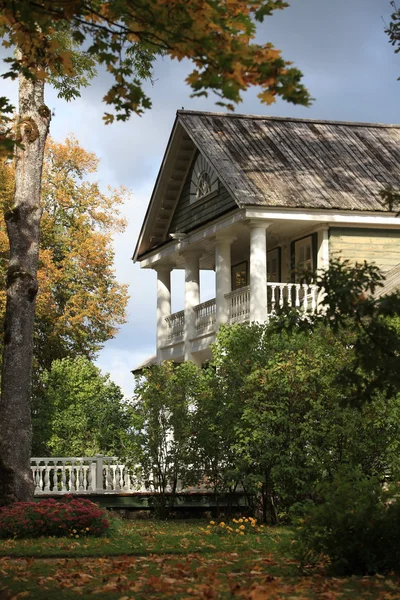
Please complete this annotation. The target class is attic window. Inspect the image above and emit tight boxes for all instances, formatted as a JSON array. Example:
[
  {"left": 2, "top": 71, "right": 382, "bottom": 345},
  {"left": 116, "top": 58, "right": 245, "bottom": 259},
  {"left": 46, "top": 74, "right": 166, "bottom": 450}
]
[
  {"left": 196, "top": 171, "right": 212, "bottom": 199},
  {"left": 190, "top": 153, "right": 219, "bottom": 203}
]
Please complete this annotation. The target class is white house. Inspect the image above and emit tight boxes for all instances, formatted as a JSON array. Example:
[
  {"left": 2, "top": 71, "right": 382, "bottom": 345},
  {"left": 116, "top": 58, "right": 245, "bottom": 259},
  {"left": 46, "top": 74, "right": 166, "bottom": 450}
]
[{"left": 132, "top": 111, "right": 400, "bottom": 368}]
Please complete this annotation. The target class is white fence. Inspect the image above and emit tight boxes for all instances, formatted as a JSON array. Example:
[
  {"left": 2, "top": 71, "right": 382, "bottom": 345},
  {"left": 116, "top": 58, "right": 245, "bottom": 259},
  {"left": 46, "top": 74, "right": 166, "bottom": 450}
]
[
  {"left": 31, "top": 456, "right": 213, "bottom": 496},
  {"left": 31, "top": 456, "right": 147, "bottom": 495}
]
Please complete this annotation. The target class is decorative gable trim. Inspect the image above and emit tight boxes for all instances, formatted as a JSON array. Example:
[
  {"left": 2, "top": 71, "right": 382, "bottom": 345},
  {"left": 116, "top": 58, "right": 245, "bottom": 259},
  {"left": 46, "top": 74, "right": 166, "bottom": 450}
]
[
  {"left": 133, "top": 118, "right": 197, "bottom": 261},
  {"left": 189, "top": 152, "right": 219, "bottom": 204}
]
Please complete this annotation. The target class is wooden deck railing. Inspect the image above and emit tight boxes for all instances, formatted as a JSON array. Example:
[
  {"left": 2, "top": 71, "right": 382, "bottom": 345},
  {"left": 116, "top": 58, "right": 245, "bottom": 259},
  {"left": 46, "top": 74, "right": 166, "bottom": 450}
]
[
  {"left": 164, "top": 282, "right": 320, "bottom": 344},
  {"left": 31, "top": 456, "right": 147, "bottom": 495},
  {"left": 31, "top": 456, "right": 214, "bottom": 496}
]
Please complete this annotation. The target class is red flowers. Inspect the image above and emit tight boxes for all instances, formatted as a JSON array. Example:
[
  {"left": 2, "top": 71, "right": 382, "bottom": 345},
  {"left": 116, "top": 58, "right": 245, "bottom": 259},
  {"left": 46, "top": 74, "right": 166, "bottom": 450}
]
[{"left": 0, "top": 496, "right": 110, "bottom": 539}]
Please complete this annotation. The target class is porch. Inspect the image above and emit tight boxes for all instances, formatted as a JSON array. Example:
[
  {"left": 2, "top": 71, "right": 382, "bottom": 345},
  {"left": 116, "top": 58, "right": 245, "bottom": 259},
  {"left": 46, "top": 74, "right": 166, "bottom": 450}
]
[
  {"left": 146, "top": 212, "right": 329, "bottom": 364},
  {"left": 165, "top": 281, "right": 319, "bottom": 347}
]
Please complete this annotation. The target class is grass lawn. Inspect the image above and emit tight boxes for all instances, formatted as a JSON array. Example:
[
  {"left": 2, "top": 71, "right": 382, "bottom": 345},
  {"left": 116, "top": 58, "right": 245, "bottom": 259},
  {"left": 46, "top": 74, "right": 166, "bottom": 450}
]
[{"left": 0, "top": 518, "right": 399, "bottom": 599}]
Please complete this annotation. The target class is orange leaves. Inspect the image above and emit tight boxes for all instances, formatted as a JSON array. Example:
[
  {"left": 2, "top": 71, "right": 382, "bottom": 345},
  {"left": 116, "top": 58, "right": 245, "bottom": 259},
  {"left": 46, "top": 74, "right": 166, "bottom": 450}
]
[
  {"left": 0, "top": 135, "right": 129, "bottom": 367},
  {"left": 57, "top": 52, "right": 75, "bottom": 77},
  {"left": 257, "top": 90, "right": 276, "bottom": 105},
  {"left": 0, "top": 0, "right": 310, "bottom": 136},
  {"left": 2, "top": 548, "right": 400, "bottom": 600},
  {"left": 1, "top": 520, "right": 400, "bottom": 600}
]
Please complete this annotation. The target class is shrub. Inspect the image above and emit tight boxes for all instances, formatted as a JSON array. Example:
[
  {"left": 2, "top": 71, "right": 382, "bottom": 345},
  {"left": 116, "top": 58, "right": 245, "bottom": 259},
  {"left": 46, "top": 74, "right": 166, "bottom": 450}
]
[
  {"left": 0, "top": 496, "right": 110, "bottom": 539},
  {"left": 296, "top": 467, "right": 400, "bottom": 575}
]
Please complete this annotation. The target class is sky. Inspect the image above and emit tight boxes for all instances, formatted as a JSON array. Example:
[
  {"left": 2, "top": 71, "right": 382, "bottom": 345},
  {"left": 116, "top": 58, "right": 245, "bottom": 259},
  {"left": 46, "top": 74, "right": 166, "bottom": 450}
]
[{"left": 1, "top": 0, "right": 399, "bottom": 396}]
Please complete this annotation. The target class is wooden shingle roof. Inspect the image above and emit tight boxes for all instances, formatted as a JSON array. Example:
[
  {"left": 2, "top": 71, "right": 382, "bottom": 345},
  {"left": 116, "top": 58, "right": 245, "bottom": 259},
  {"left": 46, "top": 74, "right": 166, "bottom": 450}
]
[{"left": 178, "top": 111, "right": 400, "bottom": 212}]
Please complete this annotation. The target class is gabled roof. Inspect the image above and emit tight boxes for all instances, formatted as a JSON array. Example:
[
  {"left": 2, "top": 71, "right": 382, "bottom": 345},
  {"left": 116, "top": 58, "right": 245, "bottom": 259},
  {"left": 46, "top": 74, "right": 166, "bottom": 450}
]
[
  {"left": 133, "top": 111, "right": 400, "bottom": 261},
  {"left": 178, "top": 111, "right": 400, "bottom": 211}
]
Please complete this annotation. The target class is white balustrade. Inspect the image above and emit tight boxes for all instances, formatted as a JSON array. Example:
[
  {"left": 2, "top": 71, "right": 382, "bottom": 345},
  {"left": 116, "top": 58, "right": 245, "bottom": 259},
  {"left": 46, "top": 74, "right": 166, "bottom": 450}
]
[
  {"left": 164, "top": 282, "right": 320, "bottom": 342},
  {"left": 267, "top": 282, "right": 318, "bottom": 314},
  {"left": 165, "top": 310, "right": 185, "bottom": 341},
  {"left": 225, "top": 286, "right": 251, "bottom": 323},
  {"left": 31, "top": 456, "right": 147, "bottom": 495},
  {"left": 31, "top": 456, "right": 216, "bottom": 496},
  {"left": 194, "top": 299, "right": 216, "bottom": 332}
]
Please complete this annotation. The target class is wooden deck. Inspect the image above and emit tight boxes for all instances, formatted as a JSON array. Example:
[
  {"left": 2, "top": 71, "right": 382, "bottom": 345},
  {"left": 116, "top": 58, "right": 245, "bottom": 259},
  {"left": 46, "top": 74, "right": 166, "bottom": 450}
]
[
  {"left": 33, "top": 491, "right": 249, "bottom": 512},
  {"left": 30, "top": 457, "right": 249, "bottom": 512}
]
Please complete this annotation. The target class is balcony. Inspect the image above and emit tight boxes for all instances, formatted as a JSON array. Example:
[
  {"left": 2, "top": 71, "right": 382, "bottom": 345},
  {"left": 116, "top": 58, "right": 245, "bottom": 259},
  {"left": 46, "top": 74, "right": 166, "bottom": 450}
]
[{"left": 164, "top": 282, "right": 319, "bottom": 346}]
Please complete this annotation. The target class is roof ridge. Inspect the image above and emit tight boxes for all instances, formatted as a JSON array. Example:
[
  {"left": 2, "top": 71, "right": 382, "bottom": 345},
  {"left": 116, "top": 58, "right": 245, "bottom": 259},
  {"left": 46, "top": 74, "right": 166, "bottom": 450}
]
[{"left": 177, "top": 109, "right": 400, "bottom": 129}]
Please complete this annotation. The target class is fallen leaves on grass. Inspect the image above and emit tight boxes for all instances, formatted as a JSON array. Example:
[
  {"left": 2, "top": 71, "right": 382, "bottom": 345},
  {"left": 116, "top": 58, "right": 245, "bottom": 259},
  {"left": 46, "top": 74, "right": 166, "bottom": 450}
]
[
  {"left": 1, "top": 523, "right": 400, "bottom": 600},
  {"left": 1, "top": 551, "right": 400, "bottom": 599}
]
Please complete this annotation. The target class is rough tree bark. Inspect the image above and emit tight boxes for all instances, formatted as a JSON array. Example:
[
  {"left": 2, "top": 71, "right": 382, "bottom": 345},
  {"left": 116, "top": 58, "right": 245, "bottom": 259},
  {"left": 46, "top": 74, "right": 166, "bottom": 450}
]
[{"left": 0, "top": 61, "right": 51, "bottom": 505}]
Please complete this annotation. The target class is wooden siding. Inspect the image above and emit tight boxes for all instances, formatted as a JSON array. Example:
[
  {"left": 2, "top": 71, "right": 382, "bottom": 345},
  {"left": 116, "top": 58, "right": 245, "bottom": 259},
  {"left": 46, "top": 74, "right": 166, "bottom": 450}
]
[
  {"left": 329, "top": 228, "right": 400, "bottom": 272},
  {"left": 168, "top": 158, "right": 237, "bottom": 234}
]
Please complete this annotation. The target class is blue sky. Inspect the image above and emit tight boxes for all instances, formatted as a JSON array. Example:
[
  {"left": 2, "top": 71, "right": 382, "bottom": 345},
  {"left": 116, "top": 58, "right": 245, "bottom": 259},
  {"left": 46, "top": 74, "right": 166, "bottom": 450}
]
[{"left": 1, "top": 0, "right": 399, "bottom": 395}]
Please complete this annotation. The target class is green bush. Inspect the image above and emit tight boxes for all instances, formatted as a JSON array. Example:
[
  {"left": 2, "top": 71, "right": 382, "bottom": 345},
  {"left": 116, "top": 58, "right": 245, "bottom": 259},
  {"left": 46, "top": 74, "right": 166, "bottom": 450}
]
[
  {"left": 0, "top": 496, "right": 110, "bottom": 539},
  {"left": 296, "top": 468, "right": 400, "bottom": 575}
]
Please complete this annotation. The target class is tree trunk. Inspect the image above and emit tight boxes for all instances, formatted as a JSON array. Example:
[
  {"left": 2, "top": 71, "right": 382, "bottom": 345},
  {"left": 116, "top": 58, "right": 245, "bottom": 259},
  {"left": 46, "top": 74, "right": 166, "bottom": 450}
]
[{"left": 0, "top": 61, "right": 51, "bottom": 505}]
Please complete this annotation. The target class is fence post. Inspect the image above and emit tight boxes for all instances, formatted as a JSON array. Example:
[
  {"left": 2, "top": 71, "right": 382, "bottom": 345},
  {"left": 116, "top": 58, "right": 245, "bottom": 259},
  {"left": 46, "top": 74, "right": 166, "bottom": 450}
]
[{"left": 95, "top": 454, "right": 104, "bottom": 493}]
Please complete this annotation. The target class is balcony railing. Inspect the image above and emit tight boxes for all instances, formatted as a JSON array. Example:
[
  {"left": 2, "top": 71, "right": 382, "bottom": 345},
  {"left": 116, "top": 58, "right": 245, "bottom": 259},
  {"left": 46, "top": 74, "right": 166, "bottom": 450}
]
[
  {"left": 164, "top": 282, "right": 319, "bottom": 344},
  {"left": 194, "top": 298, "right": 216, "bottom": 332},
  {"left": 267, "top": 281, "right": 318, "bottom": 313},
  {"left": 226, "top": 286, "right": 250, "bottom": 323},
  {"left": 165, "top": 310, "right": 184, "bottom": 341}
]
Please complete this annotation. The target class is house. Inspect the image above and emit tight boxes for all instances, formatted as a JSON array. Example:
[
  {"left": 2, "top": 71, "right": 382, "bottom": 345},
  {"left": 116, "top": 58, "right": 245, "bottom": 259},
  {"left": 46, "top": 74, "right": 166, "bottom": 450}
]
[{"left": 132, "top": 111, "right": 400, "bottom": 368}]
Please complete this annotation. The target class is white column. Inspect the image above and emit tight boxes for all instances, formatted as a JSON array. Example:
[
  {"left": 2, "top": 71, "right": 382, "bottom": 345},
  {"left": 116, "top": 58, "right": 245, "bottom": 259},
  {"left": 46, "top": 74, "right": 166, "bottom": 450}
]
[
  {"left": 215, "top": 235, "right": 235, "bottom": 328},
  {"left": 317, "top": 227, "right": 329, "bottom": 272},
  {"left": 156, "top": 266, "right": 172, "bottom": 358},
  {"left": 248, "top": 221, "right": 270, "bottom": 323},
  {"left": 183, "top": 251, "right": 201, "bottom": 363}
]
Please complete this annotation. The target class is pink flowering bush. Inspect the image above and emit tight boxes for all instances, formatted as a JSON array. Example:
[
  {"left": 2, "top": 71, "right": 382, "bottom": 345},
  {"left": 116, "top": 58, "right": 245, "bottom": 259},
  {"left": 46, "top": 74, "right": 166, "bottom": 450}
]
[{"left": 0, "top": 496, "right": 110, "bottom": 539}]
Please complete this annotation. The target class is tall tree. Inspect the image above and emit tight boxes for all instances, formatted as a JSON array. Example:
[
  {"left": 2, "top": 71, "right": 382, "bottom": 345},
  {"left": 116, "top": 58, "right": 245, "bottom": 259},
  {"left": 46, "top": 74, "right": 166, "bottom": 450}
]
[
  {"left": 0, "top": 65, "right": 51, "bottom": 504},
  {"left": 0, "top": 0, "right": 311, "bottom": 505},
  {"left": 0, "top": 136, "right": 129, "bottom": 371}
]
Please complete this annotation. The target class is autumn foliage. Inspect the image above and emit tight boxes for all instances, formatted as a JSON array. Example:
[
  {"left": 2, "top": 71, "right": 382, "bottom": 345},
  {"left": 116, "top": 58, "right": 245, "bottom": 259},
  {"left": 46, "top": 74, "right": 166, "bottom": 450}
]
[
  {"left": 0, "top": 497, "right": 110, "bottom": 539},
  {"left": 0, "top": 136, "right": 129, "bottom": 370},
  {"left": 0, "top": 0, "right": 311, "bottom": 132}
]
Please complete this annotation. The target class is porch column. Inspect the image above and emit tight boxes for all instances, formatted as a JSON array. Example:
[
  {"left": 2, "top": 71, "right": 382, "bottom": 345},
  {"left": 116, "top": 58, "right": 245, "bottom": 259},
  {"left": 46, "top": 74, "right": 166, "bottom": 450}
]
[
  {"left": 183, "top": 251, "right": 201, "bottom": 363},
  {"left": 215, "top": 235, "right": 236, "bottom": 328},
  {"left": 156, "top": 266, "right": 172, "bottom": 358},
  {"left": 317, "top": 226, "right": 329, "bottom": 272},
  {"left": 248, "top": 220, "right": 271, "bottom": 323}
]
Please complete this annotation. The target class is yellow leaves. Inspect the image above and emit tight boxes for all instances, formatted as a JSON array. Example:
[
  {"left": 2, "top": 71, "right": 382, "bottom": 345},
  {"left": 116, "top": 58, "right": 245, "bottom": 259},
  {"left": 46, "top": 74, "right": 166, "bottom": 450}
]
[
  {"left": 0, "top": 0, "right": 310, "bottom": 141},
  {"left": 58, "top": 51, "right": 75, "bottom": 76},
  {"left": 0, "top": 134, "right": 129, "bottom": 363},
  {"left": 103, "top": 113, "right": 115, "bottom": 125},
  {"left": 36, "top": 68, "right": 47, "bottom": 80},
  {"left": 258, "top": 89, "right": 276, "bottom": 105}
]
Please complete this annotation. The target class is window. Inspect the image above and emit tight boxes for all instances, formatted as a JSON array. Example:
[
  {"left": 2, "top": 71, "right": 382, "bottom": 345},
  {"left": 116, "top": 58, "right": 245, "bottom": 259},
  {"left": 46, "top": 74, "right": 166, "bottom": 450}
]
[
  {"left": 267, "top": 248, "right": 281, "bottom": 282},
  {"left": 189, "top": 153, "right": 219, "bottom": 203},
  {"left": 196, "top": 171, "right": 212, "bottom": 200},
  {"left": 232, "top": 261, "right": 248, "bottom": 290},
  {"left": 291, "top": 234, "right": 317, "bottom": 282}
]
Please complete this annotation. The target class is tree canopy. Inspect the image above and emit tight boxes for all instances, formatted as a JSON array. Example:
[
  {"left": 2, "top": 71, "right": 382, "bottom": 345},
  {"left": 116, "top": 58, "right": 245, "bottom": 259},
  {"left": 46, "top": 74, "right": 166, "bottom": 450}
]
[
  {"left": 33, "top": 356, "right": 129, "bottom": 457},
  {"left": 0, "top": 0, "right": 312, "bottom": 152},
  {"left": 0, "top": 135, "right": 129, "bottom": 371}
]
